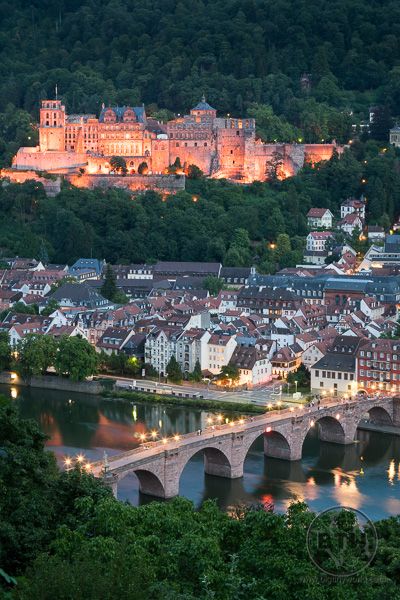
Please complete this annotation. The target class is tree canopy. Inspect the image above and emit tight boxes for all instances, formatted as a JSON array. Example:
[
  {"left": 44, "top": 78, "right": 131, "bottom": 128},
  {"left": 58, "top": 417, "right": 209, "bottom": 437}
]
[{"left": 0, "top": 139, "right": 398, "bottom": 272}]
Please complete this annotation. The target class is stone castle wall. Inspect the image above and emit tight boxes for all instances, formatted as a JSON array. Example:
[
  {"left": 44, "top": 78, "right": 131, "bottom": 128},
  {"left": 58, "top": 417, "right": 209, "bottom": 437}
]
[
  {"left": 68, "top": 173, "right": 185, "bottom": 193},
  {"left": 13, "top": 147, "right": 87, "bottom": 172},
  {"left": 1, "top": 169, "right": 62, "bottom": 196}
]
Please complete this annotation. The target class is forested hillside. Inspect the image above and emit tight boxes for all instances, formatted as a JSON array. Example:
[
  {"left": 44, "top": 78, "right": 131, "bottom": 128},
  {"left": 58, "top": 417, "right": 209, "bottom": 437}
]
[
  {"left": 1, "top": 140, "right": 398, "bottom": 269},
  {"left": 0, "top": 0, "right": 399, "bottom": 267},
  {"left": 2, "top": 0, "right": 400, "bottom": 116},
  {"left": 0, "top": 0, "right": 400, "bottom": 160}
]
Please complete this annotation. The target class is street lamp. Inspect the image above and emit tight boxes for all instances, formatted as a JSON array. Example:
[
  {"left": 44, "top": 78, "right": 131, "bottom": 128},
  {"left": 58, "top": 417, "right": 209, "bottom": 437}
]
[
  {"left": 295, "top": 380, "right": 298, "bottom": 394},
  {"left": 64, "top": 457, "right": 72, "bottom": 471}
]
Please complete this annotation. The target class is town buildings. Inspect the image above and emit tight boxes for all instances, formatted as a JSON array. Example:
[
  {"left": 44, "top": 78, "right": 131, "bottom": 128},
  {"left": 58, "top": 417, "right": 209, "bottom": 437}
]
[
  {"left": 357, "top": 339, "right": 400, "bottom": 394},
  {"left": 2, "top": 255, "right": 400, "bottom": 394},
  {"left": 340, "top": 198, "right": 366, "bottom": 221},
  {"left": 389, "top": 125, "right": 400, "bottom": 148},
  {"left": 306, "top": 208, "right": 333, "bottom": 229},
  {"left": 310, "top": 336, "right": 363, "bottom": 395},
  {"left": 304, "top": 231, "right": 334, "bottom": 265}
]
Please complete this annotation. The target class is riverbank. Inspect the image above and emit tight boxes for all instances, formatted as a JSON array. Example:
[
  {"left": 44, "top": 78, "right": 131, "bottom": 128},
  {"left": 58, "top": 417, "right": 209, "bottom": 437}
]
[{"left": 103, "top": 389, "right": 266, "bottom": 414}]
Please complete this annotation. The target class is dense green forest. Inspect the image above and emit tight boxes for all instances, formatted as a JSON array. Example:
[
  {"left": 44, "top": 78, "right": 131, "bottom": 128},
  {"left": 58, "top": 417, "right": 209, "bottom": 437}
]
[
  {"left": 3, "top": 0, "right": 400, "bottom": 116},
  {"left": 0, "top": 0, "right": 398, "bottom": 271},
  {"left": 1, "top": 397, "right": 400, "bottom": 599},
  {"left": 1, "top": 0, "right": 400, "bottom": 164},
  {"left": 1, "top": 139, "right": 398, "bottom": 269}
]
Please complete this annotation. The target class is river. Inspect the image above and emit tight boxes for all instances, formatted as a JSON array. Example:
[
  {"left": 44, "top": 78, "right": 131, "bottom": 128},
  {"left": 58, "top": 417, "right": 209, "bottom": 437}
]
[{"left": 6, "top": 384, "right": 400, "bottom": 521}]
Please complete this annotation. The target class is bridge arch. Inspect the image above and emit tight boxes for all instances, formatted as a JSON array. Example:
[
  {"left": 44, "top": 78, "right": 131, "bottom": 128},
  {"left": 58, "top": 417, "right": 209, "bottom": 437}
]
[
  {"left": 242, "top": 427, "right": 294, "bottom": 462},
  {"left": 118, "top": 467, "right": 166, "bottom": 498},
  {"left": 364, "top": 405, "right": 393, "bottom": 426},
  {"left": 178, "top": 444, "right": 233, "bottom": 482},
  {"left": 345, "top": 402, "right": 394, "bottom": 443},
  {"left": 304, "top": 415, "right": 347, "bottom": 447}
]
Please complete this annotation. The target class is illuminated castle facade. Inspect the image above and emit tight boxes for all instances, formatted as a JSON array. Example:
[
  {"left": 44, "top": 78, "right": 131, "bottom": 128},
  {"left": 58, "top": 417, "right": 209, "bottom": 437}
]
[{"left": 11, "top": 97, "right": 339, "bottom": 184}]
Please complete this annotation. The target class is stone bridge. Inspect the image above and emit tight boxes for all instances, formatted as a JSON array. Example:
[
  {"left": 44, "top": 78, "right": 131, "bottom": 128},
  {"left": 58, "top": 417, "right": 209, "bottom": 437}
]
[{"left": 91, "top": 396, "right": 400, "bottom": 499}]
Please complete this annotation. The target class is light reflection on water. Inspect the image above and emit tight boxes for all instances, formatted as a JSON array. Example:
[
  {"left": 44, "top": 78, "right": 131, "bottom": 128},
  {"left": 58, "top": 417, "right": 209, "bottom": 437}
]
[{"left": 5, "top": 384, "right": 400, "bottom": 520}]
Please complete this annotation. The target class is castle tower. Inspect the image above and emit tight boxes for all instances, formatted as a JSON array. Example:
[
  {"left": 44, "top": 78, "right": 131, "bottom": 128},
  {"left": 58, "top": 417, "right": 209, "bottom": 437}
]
[
  {"left": 39, "top": 100, "right": 65, "bottom": 152},
  {"left": 190, "top": 96, "right": 217, "bottom": 120}
]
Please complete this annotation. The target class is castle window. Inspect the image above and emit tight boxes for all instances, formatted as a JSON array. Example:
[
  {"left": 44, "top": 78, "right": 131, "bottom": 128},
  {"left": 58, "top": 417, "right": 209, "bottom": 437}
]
[
  {"left": 204, "top": 142, "right": 207, "bottom": 147},
  {"left": 185, "top": 142, "right": 187, "bottom": 147},
  {"left": 230, "top": 150, "right": 233, "bottom": 154},
  {"left": 236, "top": 130, "right": 240, "bottom": 136},
  {"left": 176, "top": 142, "right": 179, "bottom": 147},
  {"left": 194, "top": 142, "right": 197, "bottom": 147}
]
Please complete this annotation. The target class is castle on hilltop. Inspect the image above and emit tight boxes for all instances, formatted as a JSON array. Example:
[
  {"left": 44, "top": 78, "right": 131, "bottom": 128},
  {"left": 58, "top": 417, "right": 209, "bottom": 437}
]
[{"left": 8, "top": 97, "right": 340, "bottom": 190}]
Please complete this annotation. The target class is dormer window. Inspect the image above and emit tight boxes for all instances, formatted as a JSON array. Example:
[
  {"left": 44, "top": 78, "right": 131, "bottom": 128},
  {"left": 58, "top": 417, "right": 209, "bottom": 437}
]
[
  {"left": 123, "top": 108, "right": 136, "bottom": 122},
  {"left": 104, "top": 109, "right": 116, "bottom": 123}
]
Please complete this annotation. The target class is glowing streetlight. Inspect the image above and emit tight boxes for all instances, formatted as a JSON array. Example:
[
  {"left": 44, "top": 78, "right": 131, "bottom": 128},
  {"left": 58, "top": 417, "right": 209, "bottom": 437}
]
[
  {"left": 336, "top": 413, "right": 340, "bottom": 420},
  {"left": 84, "top": 463, "right": 92, "bottom": 472},
  {"left": 207, "top": 417, "right": 213, "bottom": 425},
  {"left": 150, "top": 430, "right": 158, "bottom": 440},
  {"left": 76, "top": 454, "right": 84, "bottom": 463},
  {"left": 64, "top": 457, "right": 72, "bottom": 470},
  {"left": 216, "top": 414, "right": 223, "bottom": 422},
  {"left": 239, "top": 418, "right": 245, "bottom": 425},
  {"left": 139, "top": 433, "right": 146, "bottom": 442},
  {"left": 267, "top": 403, "right": 273, "bottom": 410},
  {"left": 174, "top": 434, "right": 180, "bottom": 442},
  {"left": 162, "top": 437, "right": 168, "bottom": 444}
]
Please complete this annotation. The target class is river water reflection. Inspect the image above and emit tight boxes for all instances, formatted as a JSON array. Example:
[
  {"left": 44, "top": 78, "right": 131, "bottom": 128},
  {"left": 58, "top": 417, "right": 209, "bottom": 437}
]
[{"left": 7, "top": 384, "right": 400, "bottom": 520}]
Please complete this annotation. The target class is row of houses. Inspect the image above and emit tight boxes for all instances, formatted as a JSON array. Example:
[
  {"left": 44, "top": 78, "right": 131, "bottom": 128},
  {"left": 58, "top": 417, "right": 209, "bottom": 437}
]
[
  {"left": 310, "top": 337, "right": 400, "bottom": 396},
  {"left": 1, "top": 255, "right": 399, "bottom": 393},
  {"left": 304, "top": 197, "right": 385, "bottom": 267}
]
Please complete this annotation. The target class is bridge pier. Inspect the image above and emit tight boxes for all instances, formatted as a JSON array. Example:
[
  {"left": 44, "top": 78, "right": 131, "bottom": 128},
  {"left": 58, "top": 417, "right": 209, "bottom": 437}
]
[{"left": 391, "top": 398, "right": 400, "bottom": 427}]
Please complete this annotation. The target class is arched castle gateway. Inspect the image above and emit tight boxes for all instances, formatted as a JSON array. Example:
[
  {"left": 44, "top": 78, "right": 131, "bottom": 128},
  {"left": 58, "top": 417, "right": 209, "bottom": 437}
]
[
  {"left": 10, "top": 97, "right": 341, "bottom": 184},
  {"left": 91, "top": 396, "right": 400, "bottom": 499}
]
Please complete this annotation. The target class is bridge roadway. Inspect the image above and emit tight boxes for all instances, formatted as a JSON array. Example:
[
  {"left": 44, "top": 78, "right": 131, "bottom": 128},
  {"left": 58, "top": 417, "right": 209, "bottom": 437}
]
[{"left": 91, "top": 395, "right": 400, "bottom": 499}]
